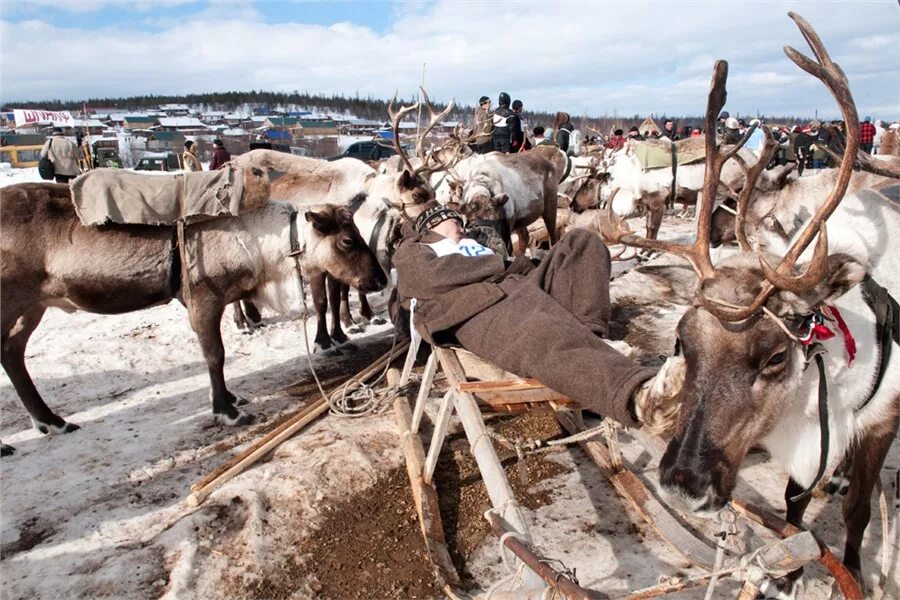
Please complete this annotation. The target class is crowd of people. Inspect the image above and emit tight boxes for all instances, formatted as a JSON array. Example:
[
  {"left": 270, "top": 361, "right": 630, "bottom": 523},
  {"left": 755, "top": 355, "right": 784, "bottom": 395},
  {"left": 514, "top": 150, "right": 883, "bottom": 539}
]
[{"left": 467, "top": 94, "right": 896, "bottom": 176}]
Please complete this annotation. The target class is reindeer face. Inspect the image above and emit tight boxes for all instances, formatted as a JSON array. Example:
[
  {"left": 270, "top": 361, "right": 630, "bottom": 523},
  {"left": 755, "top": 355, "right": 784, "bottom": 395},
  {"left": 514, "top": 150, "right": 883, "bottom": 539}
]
[
  {"left": 305, "top": 206, "right": 387, "bottom": 293},
  {"left": 393, "top": 169, "right": 435, "bottom": 221},
  {"left": 659, "top": 253, "right": 867, "bottom": 514}
]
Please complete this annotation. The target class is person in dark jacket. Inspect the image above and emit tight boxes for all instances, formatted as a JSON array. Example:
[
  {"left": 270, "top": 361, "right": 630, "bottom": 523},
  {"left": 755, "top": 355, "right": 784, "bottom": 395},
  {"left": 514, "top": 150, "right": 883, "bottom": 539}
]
[
  {"left": 660, "top": 119, "right": 680, "bottom": 140},
  {"left": 510, "top": 99, "right": 528, "bottom": 152},
  {"left": 209, "top": 139, "right": 231, "bottom": 170},
  {"left": 554, "top": 112, "right": 574, "bottom": 152},
  {"left": 392, "top": 203, "right": 685, "bottom": 435},
  {"left": 792, "top": 126, "right": 815, "bottom": 175},
  {"left": 491, "top": 92, "right": 514, "bottom": 153},
  {"left": 626, "top": 125, "right": 643, "bottom": 142}
]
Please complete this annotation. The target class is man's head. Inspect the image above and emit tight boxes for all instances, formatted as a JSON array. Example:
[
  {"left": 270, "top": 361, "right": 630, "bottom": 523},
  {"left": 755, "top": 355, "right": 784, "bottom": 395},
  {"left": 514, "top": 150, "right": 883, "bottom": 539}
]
[
  {"left": 415, "top": 203, "right": 465, "bottom": 242},
  {"left": 479, "top": 96, "right": 491, "bottom": 110},
  {"left": 614, "top": 128, "right": 624, "bottom": 136},
  {"left": 718, "top": 110, "right": 729, "bottom": 122},
  {"left": 533, "top": 125, "right": 545, "bottom": 138},
  {"left": 498, "top": 92, "right": 511, "bottom": 108},
  {"left": 512, "top": 99, "right": 523, "bottom": 113},
  {"left": 664, "top": 119, "right": 674, "bottom": 130},
  {"left": 184, "top": 140, "right": 195, "bottom": 151},
  {"left": 628, "top": 125, "right": 640, "bottom": 136},
  {"left": 864, "top": 116, "right": 872, "bottom": 123},
  {"left": 213, "top": 138, "right": 223, "bottom": 148},
  {"left": 52, "top": 127, "right": 64, "bottom": 135}
]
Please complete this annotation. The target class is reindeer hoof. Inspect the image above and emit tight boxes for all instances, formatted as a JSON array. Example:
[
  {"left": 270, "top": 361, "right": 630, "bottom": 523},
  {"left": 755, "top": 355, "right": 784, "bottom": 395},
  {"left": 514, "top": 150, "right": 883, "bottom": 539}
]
[
  {"left": 758, "top": 571, "right": 804, "bottom": 599},
  {"left": 32, "top": 417, "right": 80, "bottom": 436},
  {"left": 824, "top": 473, "right": 850, "bottom": 496},
  {"left": 325, "top": 347, "right": 343, "bottom": 357},
  {"left": 215, "top": 409, "right": 256, "bottom": 427},
  {"left": 371, "top": 316, "right": 387, "bottom": 325},
  {"left": 1, "top": 443, "right": 15, "bottom": 457},
  {"left": 347, "top": 324, "right": 364, "bottom": 334},
  {"left": 232, "top": 396, "right": 250, "bottom": 407}
]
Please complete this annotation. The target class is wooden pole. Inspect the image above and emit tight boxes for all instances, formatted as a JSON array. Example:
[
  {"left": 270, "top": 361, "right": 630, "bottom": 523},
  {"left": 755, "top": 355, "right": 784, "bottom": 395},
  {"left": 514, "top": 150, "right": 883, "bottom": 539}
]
[
  {"left": 389, "top": 368, "right": 461, "bottom": 587},
  {"left": 436, "top": 348, "right": 546, "bottom": 590},
  {"left": 187, "top": 343, "right": 408, "bottom": 506}
]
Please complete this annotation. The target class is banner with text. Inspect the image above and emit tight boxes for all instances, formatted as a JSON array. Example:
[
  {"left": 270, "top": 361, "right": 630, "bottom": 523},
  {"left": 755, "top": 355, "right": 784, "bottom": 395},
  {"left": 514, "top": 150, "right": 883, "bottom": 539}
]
[{"left": 13, "top": 109, "right": 75, "bottom": 128}]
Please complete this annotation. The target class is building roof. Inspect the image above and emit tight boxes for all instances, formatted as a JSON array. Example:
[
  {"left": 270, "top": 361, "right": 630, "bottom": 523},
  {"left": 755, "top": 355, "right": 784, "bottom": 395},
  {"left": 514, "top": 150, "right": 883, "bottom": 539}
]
[
  {"left": 159, "top": 104, "right": 190, "bottom": 111},
  {"left": 264, "top": 130, "right": 293, "bottom": 140},
  {"left": 158, "top": 117, "right": 207, "bottom": 128},
  {"left": 150, "top": 131, "right": 185, "bottom": 141},
  {"left": 72, "top": 118, "right": 108, "bottom": 128},
  {"left": 221, "top": 128, "right": 248, "bottom": 136},
  {"left": 265, "top": 116, "right": 300, "bottom": 126},
  {"left": 124, "top": 115, "right": 157, "bottom": 124},
  {"left": 298, "top": 120, "right": 337, "bottom": 128},
  {"left": 346, "top": 119, "right": 381, "bottom": 127}
]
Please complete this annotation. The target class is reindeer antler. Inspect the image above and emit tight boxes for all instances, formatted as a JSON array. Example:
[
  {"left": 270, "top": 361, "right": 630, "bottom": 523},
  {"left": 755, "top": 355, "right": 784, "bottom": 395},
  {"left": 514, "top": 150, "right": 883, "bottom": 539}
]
[
  {"left": 698, "top": 11, "right": 861, "bottom": 320},
  {"left": 818, "top": 123, "right": 900, "bottom": 180},
  {"left": 387, "top": 93, "right": 420, "bottom": 176},
  {"left": 733, "top": 126, "right": 780, "bottom": 251}
]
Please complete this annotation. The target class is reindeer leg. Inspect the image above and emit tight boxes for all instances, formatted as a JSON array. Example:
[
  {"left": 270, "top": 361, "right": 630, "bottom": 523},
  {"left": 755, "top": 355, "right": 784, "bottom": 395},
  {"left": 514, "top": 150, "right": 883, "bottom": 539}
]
[
  {"left": 362, "top": 290, "right": 386, "bottom": 325},
  {"left": 544, "top": 199, "right": 559, "bottom": 247},
  {"left": 514, "top": 227, "right": 529, "bottom": 256},
  {"left": 340, "top": 284, "right": 361, "bottom": 333},
  {"left": 327, "top": 276, "right": 349, "bottom": 346},
  {"left": 190, "top": 294, "right": 253, "bottom": 426},
  {"left": 309, "top": 272, "right": 334, "bottom": 353},
  {"left": 243, "top": 301, "right": 263, "bottom": 328},
  {"left": 232, "top": 301, "right": 249, "bottom": 330},
  {"left": 841, "top": 407, "right": 898, "bottom": 589},
  {"left": 2, "top": 306, "right": 80, "bottom": 434}
]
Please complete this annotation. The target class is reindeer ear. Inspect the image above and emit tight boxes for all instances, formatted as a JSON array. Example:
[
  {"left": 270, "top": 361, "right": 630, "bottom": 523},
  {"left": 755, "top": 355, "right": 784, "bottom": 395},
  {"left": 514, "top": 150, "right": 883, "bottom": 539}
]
[
  {"left": 305, "top": 210, "right": 338, "bottom": 233},
  {"left": 398, "top": 169, "right": 414, "bottom": 189},
  {"left": 492, "top": 193, "right": 509, "bottom": 208},
  {"left": 774, "top": 164, "right": 797, "bottom": 189},
  {"left": 335, "top": 206, "right": 355, "bottom": 226}
]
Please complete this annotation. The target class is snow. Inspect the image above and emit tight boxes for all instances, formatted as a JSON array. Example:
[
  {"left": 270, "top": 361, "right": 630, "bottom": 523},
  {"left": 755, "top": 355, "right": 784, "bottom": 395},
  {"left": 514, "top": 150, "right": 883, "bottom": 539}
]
[{"left": 1, "top": 176, "right": 897, "bottom": 599}]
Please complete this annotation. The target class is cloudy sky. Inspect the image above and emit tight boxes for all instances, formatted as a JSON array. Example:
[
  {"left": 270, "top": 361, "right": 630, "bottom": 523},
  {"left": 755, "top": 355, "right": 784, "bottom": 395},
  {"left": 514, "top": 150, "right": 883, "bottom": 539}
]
[{"left": 2, "top": 0, "right": 898, "bottom": 120}]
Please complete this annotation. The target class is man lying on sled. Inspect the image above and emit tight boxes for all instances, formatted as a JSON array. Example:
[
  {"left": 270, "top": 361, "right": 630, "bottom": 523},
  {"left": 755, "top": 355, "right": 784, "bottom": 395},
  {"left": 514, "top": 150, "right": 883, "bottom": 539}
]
[{"left": 393, "top": 203, "right": 684, "bottom": 433}]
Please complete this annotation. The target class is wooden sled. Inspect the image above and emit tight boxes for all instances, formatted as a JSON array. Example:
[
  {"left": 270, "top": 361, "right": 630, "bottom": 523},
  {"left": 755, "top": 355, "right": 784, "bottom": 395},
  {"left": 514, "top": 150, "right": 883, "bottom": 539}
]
[{"left": 391, "top": 341, "right": 863, "bottom": 600}]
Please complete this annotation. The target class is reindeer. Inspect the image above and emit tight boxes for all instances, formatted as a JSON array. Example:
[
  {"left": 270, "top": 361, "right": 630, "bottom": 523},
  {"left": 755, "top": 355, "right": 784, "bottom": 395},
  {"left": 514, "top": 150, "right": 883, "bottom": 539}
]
[
  {"left": 450, "top": 144, "right": 568, "bottom": 255},
  {"left": 0, "top": 177, "right": 385, "bottom": 446},
  {"left": 610, "top": 15, "right": 899, "bottom": 595}
]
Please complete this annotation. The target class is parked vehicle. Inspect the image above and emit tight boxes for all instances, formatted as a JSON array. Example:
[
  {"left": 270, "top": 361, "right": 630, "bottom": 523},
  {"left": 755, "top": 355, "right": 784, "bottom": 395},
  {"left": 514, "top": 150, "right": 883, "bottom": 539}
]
[
  {"left": 326, "top": 140, "right": 407, "bottom": 162},
  {"left": 134, "top": 151, "right": 181, "bottom": 171},
  {"left": 0, "top": 144, "right": 44, "bottom": 168},
  {"left": 91, "top": 142, "right": 121, "bottom": 168}
]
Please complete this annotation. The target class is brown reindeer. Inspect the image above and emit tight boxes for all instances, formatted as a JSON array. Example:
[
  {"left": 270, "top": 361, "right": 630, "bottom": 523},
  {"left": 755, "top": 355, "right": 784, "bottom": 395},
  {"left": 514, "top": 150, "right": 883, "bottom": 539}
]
[
  {"left": 612, "top": 15, "right": 899, "bottom": 595},
  {"left": 0, "top": 177, "right": 384, "bottom": 440}
]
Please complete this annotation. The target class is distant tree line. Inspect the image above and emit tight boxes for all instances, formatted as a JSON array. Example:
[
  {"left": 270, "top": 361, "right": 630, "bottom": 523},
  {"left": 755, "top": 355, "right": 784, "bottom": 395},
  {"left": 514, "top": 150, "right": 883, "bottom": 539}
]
[{"left": 4, "top": 90, "right": 815, "bottom": 135}]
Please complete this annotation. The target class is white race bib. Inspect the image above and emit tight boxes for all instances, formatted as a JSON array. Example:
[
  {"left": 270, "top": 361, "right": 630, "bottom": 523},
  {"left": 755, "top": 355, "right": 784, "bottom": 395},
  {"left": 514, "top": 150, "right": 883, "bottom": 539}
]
[{"left": 427, "top": 237, "right": 495, "bottom": 258}]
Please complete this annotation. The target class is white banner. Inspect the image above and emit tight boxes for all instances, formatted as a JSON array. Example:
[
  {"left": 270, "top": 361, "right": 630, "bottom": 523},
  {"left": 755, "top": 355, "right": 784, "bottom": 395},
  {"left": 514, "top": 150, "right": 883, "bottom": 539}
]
[{"left": 13, "top": 109, "right": 74, "bottom": 128}]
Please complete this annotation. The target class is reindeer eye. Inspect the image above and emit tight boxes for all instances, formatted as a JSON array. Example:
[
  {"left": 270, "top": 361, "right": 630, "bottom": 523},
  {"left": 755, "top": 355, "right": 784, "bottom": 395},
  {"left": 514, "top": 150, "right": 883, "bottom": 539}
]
[
  {"left": 764, "top": 350, "right": 787, "bottom": 370},
  {"left": 340, "top": 237, "right": 354, "bottom": 248}
]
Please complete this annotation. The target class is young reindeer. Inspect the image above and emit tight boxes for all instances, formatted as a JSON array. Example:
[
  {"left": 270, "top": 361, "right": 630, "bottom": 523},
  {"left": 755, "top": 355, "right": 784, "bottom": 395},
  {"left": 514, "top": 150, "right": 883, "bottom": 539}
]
[{"left": 612, "top": 14, "right": 899, "bottom": 596}]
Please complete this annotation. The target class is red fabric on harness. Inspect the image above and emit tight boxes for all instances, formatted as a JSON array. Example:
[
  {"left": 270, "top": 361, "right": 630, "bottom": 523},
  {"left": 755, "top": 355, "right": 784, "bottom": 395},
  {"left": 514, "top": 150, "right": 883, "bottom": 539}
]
[{"left": 799, "top": 305, "right": 857, "bottom": 365}]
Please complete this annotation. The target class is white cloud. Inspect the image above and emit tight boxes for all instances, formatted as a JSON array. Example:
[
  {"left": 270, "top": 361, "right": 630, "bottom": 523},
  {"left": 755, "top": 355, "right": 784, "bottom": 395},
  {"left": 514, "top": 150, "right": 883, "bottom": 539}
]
[{"left": 1, "top": 1, "right": 898, "bottom": 120}]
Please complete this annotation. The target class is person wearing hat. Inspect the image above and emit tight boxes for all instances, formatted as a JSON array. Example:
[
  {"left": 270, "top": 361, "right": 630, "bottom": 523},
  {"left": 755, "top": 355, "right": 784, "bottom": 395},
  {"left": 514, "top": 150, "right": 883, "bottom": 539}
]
[
  {"left": 182, "top": 140, "right": 202, "bottom": 172},
  {"left": 626, "top": 125, "right": 643, "bottom": 142},
  {"left": 209, "top": 138, "right": 231, "bottom": 170},
  {"left": 491, "top": 92, "right": 515, "bottom": 153},
  {"left": 510, "top": 99, "right": 528, "bottom": 152},
  {"left": 40, "top": 127, "right": 81, "bottom": 184},
  {"left": 391, "top": 203, "right": 686, "bottom": 437},
  {"left": 472, "top": 96, "right": 494, "bottom": 154},
  {"left": 860, "top": 116, "right": 876, "bottom": 155}
]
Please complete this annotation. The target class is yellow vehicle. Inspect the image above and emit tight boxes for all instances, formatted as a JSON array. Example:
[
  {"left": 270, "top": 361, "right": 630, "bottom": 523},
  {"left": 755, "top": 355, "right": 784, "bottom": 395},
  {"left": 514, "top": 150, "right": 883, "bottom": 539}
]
[{"left": 0, "top": 144, "right": 45, "bottom": 168}]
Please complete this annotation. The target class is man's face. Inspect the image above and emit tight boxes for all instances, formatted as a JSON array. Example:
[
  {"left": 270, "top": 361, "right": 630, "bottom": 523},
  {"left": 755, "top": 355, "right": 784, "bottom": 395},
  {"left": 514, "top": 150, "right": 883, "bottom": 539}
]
[
  {"left": 481, "top": 101, "right": 491, "bottom": 111},
  {"left": 431, "top": 218, "right": 464, "bottom": 243},
  {"left": 665, "top": 121, "right": 674, "bottom": 130}
]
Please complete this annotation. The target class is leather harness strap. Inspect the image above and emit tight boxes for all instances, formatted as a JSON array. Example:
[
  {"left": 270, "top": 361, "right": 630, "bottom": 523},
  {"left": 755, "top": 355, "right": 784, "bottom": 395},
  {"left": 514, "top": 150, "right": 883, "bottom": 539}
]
[
  {"left": 668, "top": 141, "right": 678, "bottom": 209},
  {"left": 791, "top": 343, "right": 829, "bottom": 502}
]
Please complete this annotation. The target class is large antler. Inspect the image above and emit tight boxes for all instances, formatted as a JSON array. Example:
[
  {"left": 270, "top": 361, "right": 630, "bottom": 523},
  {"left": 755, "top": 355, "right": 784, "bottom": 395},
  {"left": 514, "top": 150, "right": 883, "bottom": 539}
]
[
  {"left": 387, "top": 94, "right": 420, "bottom": 176},
  {"left": 818, "top": 124, "right": 900, "bottom": 179},
  {"left": 696, "top": 12, "right": 861, "bottom": 320},
  {"left": 386, "top": 88, "right": 459, "bottom": 179}
]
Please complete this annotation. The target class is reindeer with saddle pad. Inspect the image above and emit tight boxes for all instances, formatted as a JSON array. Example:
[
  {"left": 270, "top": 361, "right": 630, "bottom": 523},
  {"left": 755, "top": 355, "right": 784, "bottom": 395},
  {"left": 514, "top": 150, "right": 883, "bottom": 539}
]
[{"left": 0, "top": 165, "right": 384, "bottom": 452}]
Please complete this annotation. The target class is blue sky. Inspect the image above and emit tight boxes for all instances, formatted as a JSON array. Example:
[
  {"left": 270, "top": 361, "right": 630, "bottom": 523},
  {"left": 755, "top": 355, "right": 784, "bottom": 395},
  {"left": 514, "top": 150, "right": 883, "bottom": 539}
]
[{"left": 2, "top": 1, "right": 898, "bottom": 119}]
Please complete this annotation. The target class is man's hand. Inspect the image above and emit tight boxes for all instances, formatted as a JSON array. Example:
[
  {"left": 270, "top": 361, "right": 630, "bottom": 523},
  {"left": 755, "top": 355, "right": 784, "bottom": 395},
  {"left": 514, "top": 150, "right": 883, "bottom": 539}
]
[{"left": 633, "top": 356, "right": 686, "bottom": 437}]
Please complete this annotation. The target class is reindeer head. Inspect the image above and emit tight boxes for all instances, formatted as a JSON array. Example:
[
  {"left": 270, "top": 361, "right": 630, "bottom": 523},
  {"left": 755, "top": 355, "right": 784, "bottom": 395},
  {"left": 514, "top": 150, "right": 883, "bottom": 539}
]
[
  {"left": 305, "top": 205, "right": 387, "bottom": 293},
  {"left": 613, "top": 13, "right": 864, "bottom": 512},
  {"left": 385, "top": 88, "right": 469, "bottom": 223}
]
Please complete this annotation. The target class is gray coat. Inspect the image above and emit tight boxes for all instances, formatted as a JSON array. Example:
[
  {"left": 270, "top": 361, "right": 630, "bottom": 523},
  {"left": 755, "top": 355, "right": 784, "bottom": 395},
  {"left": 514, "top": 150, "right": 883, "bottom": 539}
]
[{"left": 41, "top": 135, "right": 80, "bottom": 176}]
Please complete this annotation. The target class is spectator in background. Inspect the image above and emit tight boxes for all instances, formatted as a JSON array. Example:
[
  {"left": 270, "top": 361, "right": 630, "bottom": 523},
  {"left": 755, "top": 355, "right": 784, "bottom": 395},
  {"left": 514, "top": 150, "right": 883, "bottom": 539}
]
[
  {"left": 554, "top": 112, "right": 575, "bottom": 152},
  {"left": 607, "top": 128, "right": 626, "bottom": 150},
  {"left": 793, "top": 125, "right": 815, "bottom": 175},
  {"left": 75, "top": 130, "right": 93, "bottom": 171},
  {"left": 209, "top": 138, "right": 231, "bottom": 170},
  {"left": 472, "top": 95, "right": 494, "bottom": 154},
  {"left": 510, "top": 99, "right": 528, "bottom": 152},
  {"left": 722, "top": 117, "right": 742, "bottom": 144},
  {"left": 716, "top": 110, "right": 730, "bottom": 137},
  {"left": 627, "top": 126, "right": 643, "bottom": 142},
  {"left": 690, "top": 127, "right": 702, "bottom": 138},
  {"left": 660, "top": 119, "right": 680, "bottom": 140},
  {"left": 745, "top": 119, "right": 765, "bottom": 155},
  {"left": 532, "top": 126, "right": 555, "bottom": 147},
  {"left": 491, "top": 92, "right": 515, "bottom": 153},
  {"left": 860, "top": 116, "right": 876, "bottom": 154},
  {"left": 182, "top": 140, "right": 202, "bottom": 172},
  {"left": 40, "top": 127, "right": 80, "bottom": 184}
]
